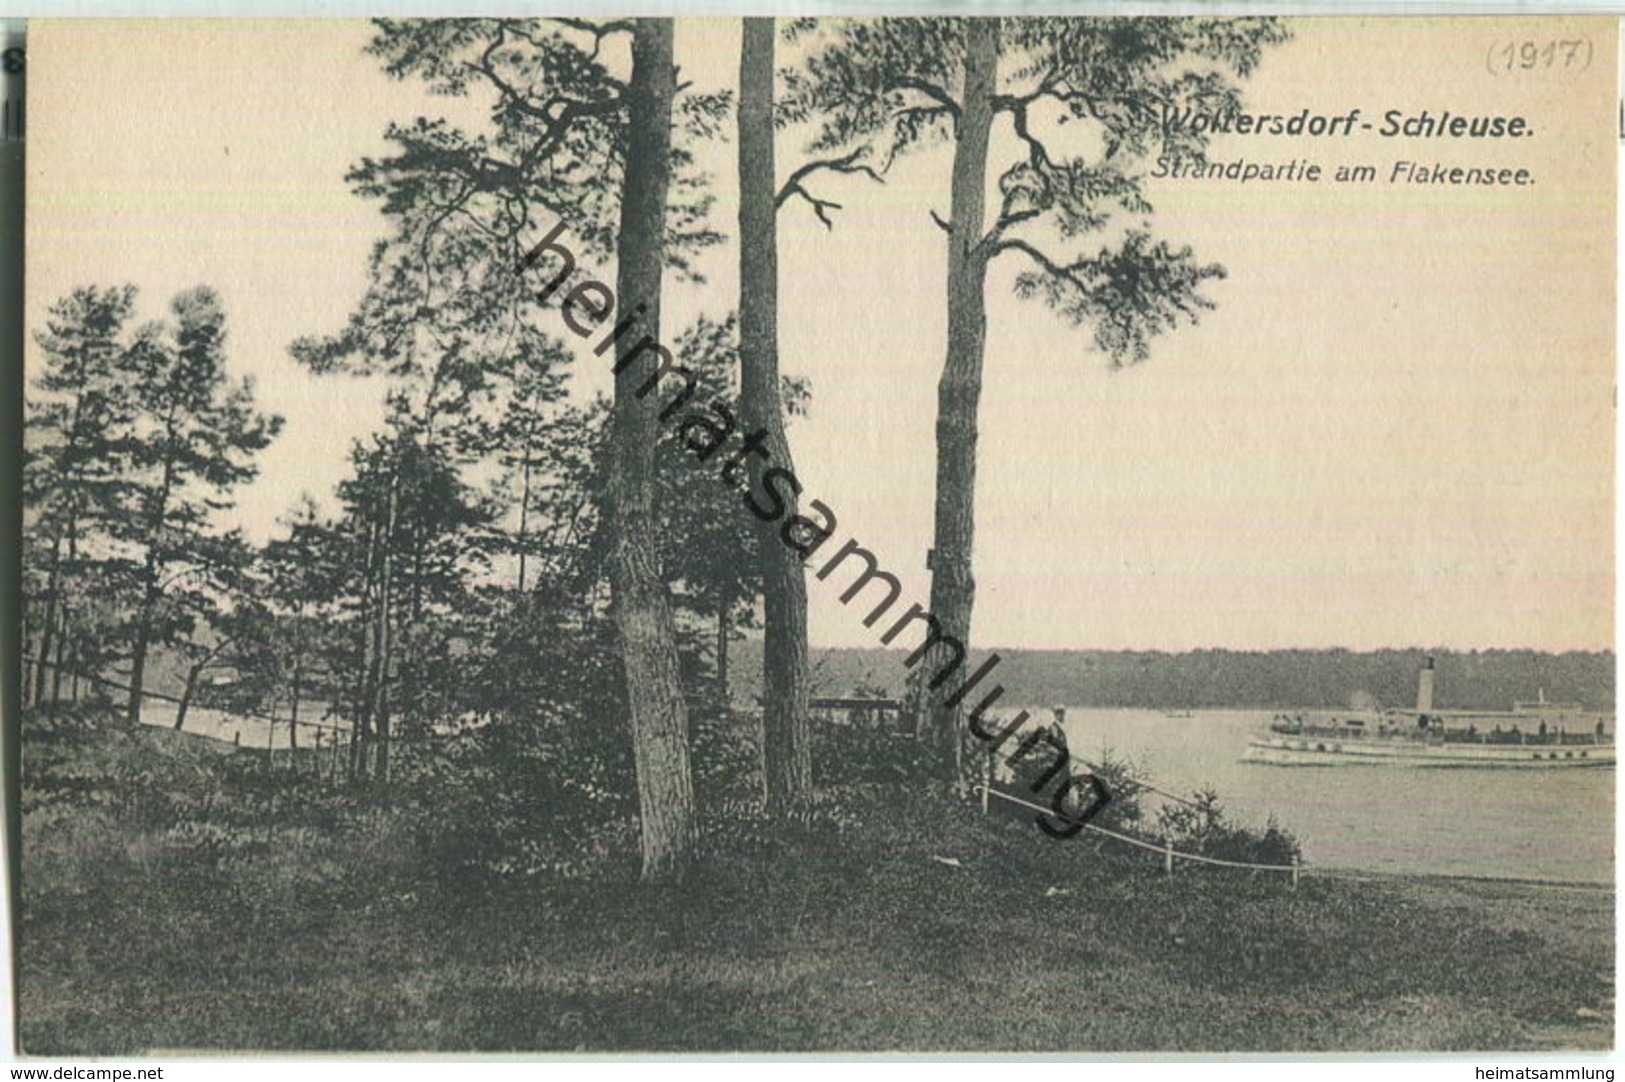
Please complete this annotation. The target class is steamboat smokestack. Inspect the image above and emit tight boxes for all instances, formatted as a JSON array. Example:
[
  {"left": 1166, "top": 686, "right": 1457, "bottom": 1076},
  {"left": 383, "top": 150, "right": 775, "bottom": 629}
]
[{"left": 1416, "top": 656, "right": 1436, "bottom": 714}]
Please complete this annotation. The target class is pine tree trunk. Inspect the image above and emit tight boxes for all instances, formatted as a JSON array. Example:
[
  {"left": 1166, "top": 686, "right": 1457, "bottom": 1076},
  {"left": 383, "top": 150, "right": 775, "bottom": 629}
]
[
  {"left": 611, "top": 17, "right": 697, "bottom": 882},
  {"left": 20, "top": 597, "right": 34, "bottom": 709},
  {"left": 32, "top": 531, "right": 63, "bottom": 709},
  {"left": 127, "top": 458, "right": 176, "bottom": 728},
  {"left": 353, "top": 512, "right": 380, "bottom": 780},
  {"left": 370, "top": 464, "right": 400, "bottom": 785},
  {"left": 739, "top": 16, "right": 813, "bottom": 815},
  {"left": 36, "top": 392, "right": 89, "bottom": 710},
  {"left": 175, "top": 665, "right": 200, "bottom": 731},
  {"left": 911, "top": 17, "right": 998, "bottom": 782},
  {"left": 517, "top": 451, "right": 532, "bottom": 594},
  {"left": 65, "top": 522, "right": 81, "bottom": 703},
  {"left": 289, "top": 655, "right": 302, "bottom": 753},
  {"left": 126, "top": 568, "right": 158, "bottom": 726},
  {"left": 50, "top": 613, "right": 67, "bottom": 707}
]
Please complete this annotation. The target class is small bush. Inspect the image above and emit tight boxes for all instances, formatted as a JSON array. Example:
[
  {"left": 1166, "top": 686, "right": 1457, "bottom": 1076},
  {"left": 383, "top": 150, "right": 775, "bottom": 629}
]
[
  {"left": 397, "top": 706, "right": 637, "bottom": 881},
  {"left": 973, "top": 720, "right": 1151, "bottom": 839},
  {"left": 814, "top": 723, "right": 932, "bottom": 786},
  {"left": 1156, "top": 787, "right": 1302, "bottom": 868},
  {"left": 690, "top": 708, "right": 762, "bottom": 802}
]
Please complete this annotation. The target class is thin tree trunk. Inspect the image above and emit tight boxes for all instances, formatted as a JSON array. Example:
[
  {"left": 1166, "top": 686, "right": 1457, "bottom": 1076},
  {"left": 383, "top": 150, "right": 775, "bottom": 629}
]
[
  {"left": 20, "top": 593, "right": 34, "bottom": 709},
  {"left": 32, "top": 530, "right": 63, "bottom": 708},
  {"left": 127, "top": 457, "right": 176, "bottom": 727},
  {"left": 517, "top": 450, "right": 532, "bottom": 594},
  {"left": 911, "top": 17, "right": 998, "bottom": 782},
  {"left": 739, "top": 16, "right": 813, "bottom": 815},
  {"left": 65, "top": 520, "right": 81, "bottom": 703},
  {"left": 355, "top": 493, "right": 384, "bottom": 779},
  {"left": 370, "top": 462, "right": 400, "bottom": 784},
  {"left": 50, "top": 610, "right": 67, "bottom": 707},
  {"left": 715, "top": 601, "right": 731, "bottom": 711},
  {"left": 33, "top": 595, "right": 56, "bottom": 708},
  {"left": 289, "top": 654, "right": 302, "bottom": 753},
  {"left": 36, "top": 392, "right": 90, "bottom": 709},
  {"left": 611, "top": 17, "right": 696, "bottom": 883},
  {"left": 175, "top": 664, "right": 201, "bottom": 731}
]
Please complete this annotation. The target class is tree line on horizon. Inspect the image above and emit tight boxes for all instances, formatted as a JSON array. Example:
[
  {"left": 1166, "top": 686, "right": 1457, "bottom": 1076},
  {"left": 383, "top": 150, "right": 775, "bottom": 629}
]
[
  {"left": 751, "top": 645, "right": 1615, "bottom": 714},
  {"left": 23, "top": 16, "right": 1292, "bottom": 882}
]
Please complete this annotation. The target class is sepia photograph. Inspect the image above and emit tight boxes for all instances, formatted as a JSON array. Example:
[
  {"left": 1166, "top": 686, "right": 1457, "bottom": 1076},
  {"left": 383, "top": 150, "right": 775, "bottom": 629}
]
[{"left": 14, "top": 13, "right": 1617, "bottom": 1055}]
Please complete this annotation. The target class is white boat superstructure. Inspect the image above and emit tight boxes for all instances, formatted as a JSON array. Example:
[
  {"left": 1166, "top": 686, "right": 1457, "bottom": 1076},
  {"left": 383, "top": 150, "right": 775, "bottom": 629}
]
[{"left": 1242, "top": 659, "right": 1615, "bottom": 768}]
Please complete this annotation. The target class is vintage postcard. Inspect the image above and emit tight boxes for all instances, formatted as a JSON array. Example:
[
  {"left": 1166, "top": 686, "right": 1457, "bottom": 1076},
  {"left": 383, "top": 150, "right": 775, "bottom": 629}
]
[{"left": 15, "top": 14, "right": 1616, "bottom": 1055}]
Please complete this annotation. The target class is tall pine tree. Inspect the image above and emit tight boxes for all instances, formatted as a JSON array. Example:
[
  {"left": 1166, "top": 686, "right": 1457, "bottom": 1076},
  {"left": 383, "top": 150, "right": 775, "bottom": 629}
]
[
  {"left": 116, "top": 287, "right": 282, "bottom": 727},
  {"left": 787, "top": 17, "right": 1288, "bottom": 778}
]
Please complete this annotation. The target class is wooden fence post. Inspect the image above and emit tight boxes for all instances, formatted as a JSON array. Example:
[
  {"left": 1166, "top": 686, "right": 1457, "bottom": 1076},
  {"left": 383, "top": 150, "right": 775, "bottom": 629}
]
[
  {"left": 1291, "top": 854, "right": 1301, "bottom": 889},
  {"left": 981, "top": 747, "right": 992, "bottom": 815},
  {"left": 1163, "top": 841, "right": 1174, "bottom": 878}
]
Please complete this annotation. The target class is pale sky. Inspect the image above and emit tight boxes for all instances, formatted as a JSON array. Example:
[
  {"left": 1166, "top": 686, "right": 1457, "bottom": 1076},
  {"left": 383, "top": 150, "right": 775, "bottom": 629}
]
[{"left": 26, "top": 16, "right": 1616, "bottom": 653}]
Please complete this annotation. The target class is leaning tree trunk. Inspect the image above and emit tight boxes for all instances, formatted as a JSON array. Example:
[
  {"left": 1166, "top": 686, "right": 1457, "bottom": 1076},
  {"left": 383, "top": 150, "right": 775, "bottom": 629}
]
[
  {"left": 739, "top": 15, "right": 813, "bottom": 815},
  {"left": 911, "top": 17, "right": 998, "bottom": 782},
  {"left": 611, "top": 17, "right": 697, "bottom": 883},
  {"left": 175, "top": 664, "right": 201, "bottom": 732}
]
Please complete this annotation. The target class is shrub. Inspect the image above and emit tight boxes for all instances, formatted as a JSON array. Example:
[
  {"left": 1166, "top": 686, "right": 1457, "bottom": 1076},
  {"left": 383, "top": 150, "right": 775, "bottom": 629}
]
[
  {"left": 690, "top": 707, "right": 762, "bottom": 803},
  {"left": 1156, "top": 787, "right": 1302, "bottom": 867},
  {"left": 397, "top": 704, "right": 638, "bottom": 881},
  {"left": 976, "top": 736, "right": 1150, "bottom": 839},
  {"left": 813, "top": 722, "right": 932, "bottom": 786}
]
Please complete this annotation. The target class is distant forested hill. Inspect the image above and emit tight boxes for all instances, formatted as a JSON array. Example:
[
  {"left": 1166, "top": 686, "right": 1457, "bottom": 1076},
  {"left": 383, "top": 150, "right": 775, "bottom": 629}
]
[{"left": 731, "top": 644, "right": 1615, "bottom": 713}]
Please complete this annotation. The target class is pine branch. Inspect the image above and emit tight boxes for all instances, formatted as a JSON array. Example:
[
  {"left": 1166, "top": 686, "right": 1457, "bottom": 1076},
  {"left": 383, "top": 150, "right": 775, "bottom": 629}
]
[
  {"left": 548, "top": 16, "right": 636, "bottom": 39},
  {"left": 474, "top": 22, "right": 624, "bottom": 173},
  {"left": 893, "top": 76, "right": 961, "bottom": 120},
  {"left": 1010, "top": 101, "right": 1056, "bottom": 172},
  {"left": 777, "top": 185, "right": 842, "bottom": 229},
  {"left": 991, "top": 237, "right": 1093, "bottom": 293},
  {"left": 776, "top": 148, "right": 886, "bottom": 202},
  {"left": 983, "top": 205, "right": 1040, "bottom": 250},
  {"left": 775, "top": 149, "right": 885, "bottom": 228}
]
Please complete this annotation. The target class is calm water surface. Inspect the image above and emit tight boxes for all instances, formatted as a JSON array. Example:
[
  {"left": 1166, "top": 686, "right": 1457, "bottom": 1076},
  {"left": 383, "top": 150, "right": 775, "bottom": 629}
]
[{"left": 1057, "top": 709, "right": 1614, "bottom": 884}]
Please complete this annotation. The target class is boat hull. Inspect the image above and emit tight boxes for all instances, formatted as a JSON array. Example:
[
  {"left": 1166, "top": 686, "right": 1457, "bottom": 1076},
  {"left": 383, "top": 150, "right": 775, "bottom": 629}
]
[{"left": 1243, "top": 735, "right": 1615, "bottom": 767}]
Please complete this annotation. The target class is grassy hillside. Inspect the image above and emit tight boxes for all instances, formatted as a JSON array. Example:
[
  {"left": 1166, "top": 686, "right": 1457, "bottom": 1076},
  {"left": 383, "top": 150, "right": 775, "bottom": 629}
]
[{"left": 18, "top": 707, "right": 1613, "bottom": 1053}]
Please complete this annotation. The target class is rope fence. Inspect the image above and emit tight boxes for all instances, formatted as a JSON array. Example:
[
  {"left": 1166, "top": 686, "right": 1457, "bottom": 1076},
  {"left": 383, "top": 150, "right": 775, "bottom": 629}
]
[{"left": 973, "top": 783, "right": 1304, "bottom": 887}]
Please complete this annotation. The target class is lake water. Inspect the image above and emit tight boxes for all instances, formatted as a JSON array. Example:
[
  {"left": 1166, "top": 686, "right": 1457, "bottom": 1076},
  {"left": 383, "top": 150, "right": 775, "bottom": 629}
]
[
  {"left": 140, "top": 699, "right": 345, "bottom": 752},
  {"left": 1054, "top": 709, "right": 1614, "bottom": 884}
]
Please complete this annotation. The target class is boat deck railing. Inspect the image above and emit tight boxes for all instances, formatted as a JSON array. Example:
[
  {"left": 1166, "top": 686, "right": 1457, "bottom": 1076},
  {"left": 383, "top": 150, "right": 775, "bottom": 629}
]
[{"left": 1267, "top": 716, "right": 1613, "bottom": 747}]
